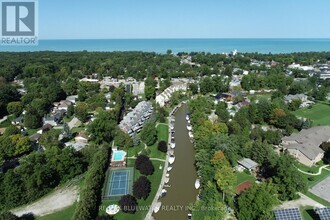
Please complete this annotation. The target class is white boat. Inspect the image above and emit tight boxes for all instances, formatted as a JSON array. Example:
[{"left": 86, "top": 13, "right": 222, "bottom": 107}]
[
  {"left": 154, "top": 202, "right": 161, "bottom": 213},
  {"left": 161, "top": 189, "right": 167, "bottom": 197},
  {"left": 169, "top": 154, "right": 175, "bottom": 164},
  {"left": 167, "top": 165, "right": 173, "bottom": 172},
  {"left": 165, "top": 173, "right": 170, "bottom": 178},
  {"left": 186, "top": 115, "right": 190, "bottom": 121},
  {"left": 187, "top": 124, "right": 192, "bottom": 131},
  {"left": 189, "top": 131, "right": 194, "bottom": 139},
  {"left": 171, "top": 142, "right": 175, "bottom": 149},
  {"left": 195, "top": 179, "right": 200, "bottom": 189}
]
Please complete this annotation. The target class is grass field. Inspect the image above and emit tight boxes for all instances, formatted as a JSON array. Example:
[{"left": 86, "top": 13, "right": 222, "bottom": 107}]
[
  {"left": 236, "top": 172, "right": 256, "bottom": 186},
  {"left": 294, "top": 161, "right": 330, "bottom": 187},
  {"left": 36, "top": 203, "right": 77, "bottom": 220},
  {"left": 294, "top": 102, "right": 330, "bottom": 126}
]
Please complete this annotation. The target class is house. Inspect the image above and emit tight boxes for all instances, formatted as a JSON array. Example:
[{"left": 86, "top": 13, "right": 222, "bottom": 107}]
[
  {"left": 119, "top": 101, "right": 153, "bottom": 135},
  {"left": 43, "top": 112, "right": 63, "bottom": 126},
  {"left": 284, "top": 94, "right": 308, "bottom": 103},
  {"left": 12, "top": 117, "right": 23, "bottom": 125},
  {"left": 237, "top": 158, "right": 259, "bottom": 172},
  {"left": 29, "top": 133, "right": 41, "bottom": 142},
  {"left": 156, "top": 83, "right": 187, "bottom": 107},
  {"left": 41, "top": 123, "right": 52, "bottom": 133},
  {"left": 281, "top": 126, "right": 330, "bottom": 167},
  {"left": 53, "top": 100, "right": 72, "bottom": 111},
  {"left": 66, "top": 95, "right": 78, "bottom": 104},
  {"left": 65, "top": 141, "right": 88, "bottom": 151},
  {"left": 75, "top": 131, "right": 89, "bottom": 143},
  {"left": 68, "top": 117, "right": 82, "bottom": 130},
  {"left": 0, "top": 128, "right": 6, "bottom": 136},
  {"left": 212, "top": 93, "right": 232, "bottom": 102}
]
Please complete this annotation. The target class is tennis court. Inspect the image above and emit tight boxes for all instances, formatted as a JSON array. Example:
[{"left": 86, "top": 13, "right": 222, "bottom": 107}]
[{"left": 103, "top": 167, "right": 134, "bottom": 200}]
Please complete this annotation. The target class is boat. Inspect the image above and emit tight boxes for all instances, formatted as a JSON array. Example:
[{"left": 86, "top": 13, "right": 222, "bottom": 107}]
[
  {"left": 169, "top": 154, "right": 175, "bottom": 164},
  {"left": 167, "top": 165, "right": 173, "bottom": 172},
  {"left": 188, "top": 131, "right": 194, "bottom": 139},
  {"left": 186, "top": 124, "right": 192, "bottom": 131},
  {"left": 165, "top": 173, "right": 170, "bottom": 178},
  {"left": 188, "top": 213, "right": 192, "bottom": 220},
  {"left": 161, "top": 189, "right": 167, "bottom": 197},
  {"left": 154, "top": 202, "right": 161, "bottom": 213},
  {"left": 195, "top": 179, "right": 200, "bottom": 189},
  {"left": 186, "top": 115, "right": 190, "bottom": 121}
]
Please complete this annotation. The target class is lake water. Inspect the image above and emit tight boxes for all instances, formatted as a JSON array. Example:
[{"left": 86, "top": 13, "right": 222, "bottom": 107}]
[{"left": 1, "top": 38, "right": 330, "bottom": 54}]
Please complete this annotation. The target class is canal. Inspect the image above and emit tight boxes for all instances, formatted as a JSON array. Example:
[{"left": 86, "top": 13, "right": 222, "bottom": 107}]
[{"left": 153, "top": 104, "right": 198, "bottom": 220}]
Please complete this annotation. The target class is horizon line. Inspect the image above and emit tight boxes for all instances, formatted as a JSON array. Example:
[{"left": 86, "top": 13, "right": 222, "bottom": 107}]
[{"left": 39, "top": 37, "right": 330, "bottom": 40}]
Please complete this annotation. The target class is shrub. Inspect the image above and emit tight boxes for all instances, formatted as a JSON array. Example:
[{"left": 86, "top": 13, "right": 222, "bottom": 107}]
[
  {"left": 119, "top": 194, "right": 138, "bottom": 214},
  {"left": 133, "top": 176, "right": 151, "bottom": 200},
  {"left": 158, "top": 141, "right": 167, "bottom": 153}
]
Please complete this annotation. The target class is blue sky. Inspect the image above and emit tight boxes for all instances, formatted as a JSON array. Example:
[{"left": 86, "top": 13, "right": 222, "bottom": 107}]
[{"left": 40, "top": 0, "right": 330, "bottom": 39}]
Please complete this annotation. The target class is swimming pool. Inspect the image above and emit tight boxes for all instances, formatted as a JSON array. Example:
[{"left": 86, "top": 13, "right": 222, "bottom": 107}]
[{"left": 112, "top": 150, "right": 126, "bottom": 161}]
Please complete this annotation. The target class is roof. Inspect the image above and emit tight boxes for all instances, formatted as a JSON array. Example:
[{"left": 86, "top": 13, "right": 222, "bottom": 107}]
[
  {"left": 68, "top": 117, "right": 82, "bottom": 130},
  {"left": 284, "top": 94, "right": 307, "bottom": 101},
  {"left": 65, "top": 141, "right": 88, "bottom": 151},
  {"left": 238, "top": 158, "right": 258, "bottom": 169},
  {"left": 316, "top": 207, "right": 330, "bottom": 220},
  {"left": 42, "top": 123, "right": 52, "bottom": 131},
  {"left": 282, "top": 126, "right": 330, "bottom": 160},
  {"left": 29, "top": 133, "right": 41, "bottom": 142},
  {"left": 274, "top": 208, "right": 302, "bottom": 220},
  {"left": 236, "top": 181, "right": 253, "bottom": 194}
]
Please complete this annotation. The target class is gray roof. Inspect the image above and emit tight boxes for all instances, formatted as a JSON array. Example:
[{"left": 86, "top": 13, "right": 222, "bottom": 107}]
[
  {"left": 282, "top": 126, "right": 330, "bottom": 160},
  {"left": 119, "top": 101, "right": 153, "bottom": 132},
  {"left": 238, "top": 158, "right": 258, "bottom": 169},
  {"left": 284, "top": 94, "right": 307, "bottom": 101}
]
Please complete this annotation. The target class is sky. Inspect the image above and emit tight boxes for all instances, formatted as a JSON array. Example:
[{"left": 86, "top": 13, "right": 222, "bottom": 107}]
[{"left": 39, "top": 0, "right": 330, "bottom": 39}]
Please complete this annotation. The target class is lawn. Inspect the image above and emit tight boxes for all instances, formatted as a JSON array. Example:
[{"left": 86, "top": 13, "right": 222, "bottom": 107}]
[
  {"left": 247, "top": 93, "right": 272, "bottom": 101},
  {"left": 294, "top": 161, "right": 330, "bottom": 187},
  {"left": 304, "top": 191, "right": 330, "bottom": 206},
  {"left": 294, "top": 102, "right": 330, "bottom": 126},
  {"left": 99, "top": 160, "right": 164, "bottom": 220},
  {"left": 300, "top": 206, "right": 319, "bottom": 220},
  {"left": 236, "top": 172, "right": 256, "bottom": 186},
  {"left": 36, "top": 203, "right": 77, "bottom": 220},
  {"left": 148, "top": 124, "right": 168, "bottom": 160}
]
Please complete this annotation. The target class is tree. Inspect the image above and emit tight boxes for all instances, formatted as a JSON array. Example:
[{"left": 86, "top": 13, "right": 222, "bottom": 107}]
[
  {"left": 7, "top": 101, "right": 23, "bottom": 117},
  {"left": 119, "top": 194, "right": 138, "bottom": 214},
  {"left": 135, "top": 154, "right": 154, "bottom": 176},
  {"left": 237, "top": 183, "right": 278, "bottom": 220},
  {"left": 88, "top": 111, "right": 117, "bottom": 144},
  {"left": 0, "top": 211, "right": 19, "bottom": 220},
  {"left": 214, "top": 164, "right": 236, "bottom": 201},
  {"left": 188, "top": 83, "right": 199, "bottom": 95},
  {"left": 39, "top": 129, "right": 61, "bottom": 149},
  {"left": 3, "top": 125, "right": 20, "bottom": 136},
  {"left": 157, "top": 141, "right": 167, "bottom": 153},
  {"left": 133, "top": 176, "right": 151, "bottom": 200},
  {"left": 67, "top": 104, "right": 75, "bottom": 117},
  {"left": 140, "top": 122, "right": 157, "bottom": 146},
  {"left": 114, "top": 130, "right": 133, "bottom": 148},
  {"left": 24, "top": 108, "right": 42, "bottom": 129},
  {"left": 75, "top": 102, "right": 89, "bottom": 122}
]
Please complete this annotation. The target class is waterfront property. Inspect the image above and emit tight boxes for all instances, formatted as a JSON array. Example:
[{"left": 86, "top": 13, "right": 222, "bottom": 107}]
[
  {"left": 237, "top": 158, "right": 259, "bottom": 173},
  {"left": 156, "top": 82, "right": 187, "bottom": 107},
  {"left": 119, "top": 101, "right": 153, "bottom": 136},
  {"left": 103, "top": 167, "right": 134, "bottom": 200},
  {"left": 281, "top": 126, "right": 330, "bottom": 166}
]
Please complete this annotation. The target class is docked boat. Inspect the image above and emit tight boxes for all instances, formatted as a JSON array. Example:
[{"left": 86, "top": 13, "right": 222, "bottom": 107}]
[
  {"left": 171, "top": 139, "right": 175, "bottom": 149},
  {"left": 154, "top": 202, "right": 161, "bottom": 213},
  {"left": 186, "top": 124, "right": 192, "bottom": 131},
  {"left": 188, "top": 131, "right": 194, "bottom": 139},
  {"left": 165, "top": 173, "right": 170, "bottom": 178},
  {"left": 195, "top": 179, "right": 200, "bottom": 189},
  {"left": 161, "top": 189, "right": 167, "bottom": 197},
  {"left": 169, "top": 154, "right": 175, "bottom": 164},
  {"left": 167, "top": 164, "right": 173, "bottom": 172},
  {"left": 186, "top": 115, "right": 190, "bottom": 121}
]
